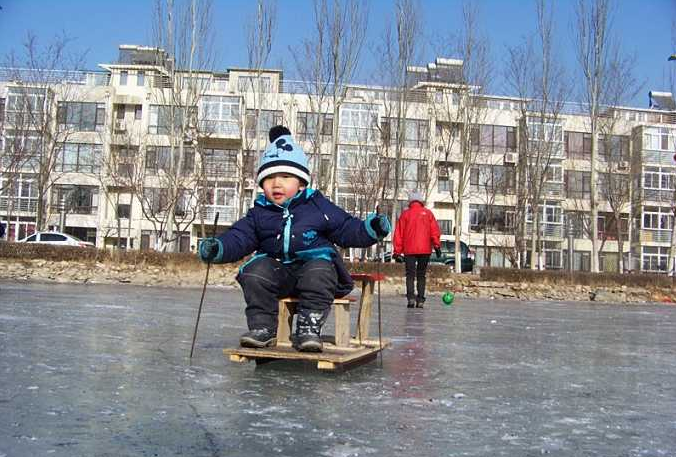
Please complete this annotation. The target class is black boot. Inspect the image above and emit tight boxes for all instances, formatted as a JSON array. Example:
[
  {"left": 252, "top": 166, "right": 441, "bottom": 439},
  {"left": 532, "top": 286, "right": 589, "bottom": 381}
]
[
  {"left": 294, "top": 309, "right": 328, "bottom": 352},
  {"left": 407, "top": 299, "right": 416, "bottom": 308},
  {"left": 240, "top": 328, "right": 277, "bottom": 348},
  {"left": 416, "top": 298, "right": 425, "bottom": 308}
]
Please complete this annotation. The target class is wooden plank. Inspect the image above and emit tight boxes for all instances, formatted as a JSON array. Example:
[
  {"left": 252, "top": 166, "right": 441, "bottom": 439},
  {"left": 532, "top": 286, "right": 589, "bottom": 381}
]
[
  {"left": 317, "top": 360, "right": 336, "bottom": 370},
  {"left": 357, "top": 280, "right": 374, "bottom": 342},
  {"left": 224, "top": 342, "right": 385, "bottom": 364},
  {"left": 230, "top": 354, "right": 249, "bottom": 363},
  {"left": 276, "top": 299, "right": 294, "bottom": 345},
  {"left": 333, "top": 302, "right": 351, "bottom": 348}
]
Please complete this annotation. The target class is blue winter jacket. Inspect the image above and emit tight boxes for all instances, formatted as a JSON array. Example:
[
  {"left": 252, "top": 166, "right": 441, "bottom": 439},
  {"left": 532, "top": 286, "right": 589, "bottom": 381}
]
[{"left": 210, "top": 188, "right": 384, "bottom": 296}]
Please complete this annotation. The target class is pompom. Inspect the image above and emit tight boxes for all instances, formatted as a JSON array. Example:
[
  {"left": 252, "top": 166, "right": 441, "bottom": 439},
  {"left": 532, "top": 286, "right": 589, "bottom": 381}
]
[{"left": 269, "top": 125, "right": 291, "bottom": 142}]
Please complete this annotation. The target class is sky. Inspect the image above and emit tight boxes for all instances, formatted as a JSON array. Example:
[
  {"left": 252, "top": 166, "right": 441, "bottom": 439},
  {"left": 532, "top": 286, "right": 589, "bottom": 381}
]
[{"left": 0, "top": 0, "right": 674, "bottom": 108}]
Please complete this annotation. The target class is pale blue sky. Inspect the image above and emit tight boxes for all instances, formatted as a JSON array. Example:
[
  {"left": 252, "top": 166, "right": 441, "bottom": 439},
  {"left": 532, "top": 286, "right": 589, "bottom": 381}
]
[{"left": 0, "top": 0, "right": 674, "bottom": 107}]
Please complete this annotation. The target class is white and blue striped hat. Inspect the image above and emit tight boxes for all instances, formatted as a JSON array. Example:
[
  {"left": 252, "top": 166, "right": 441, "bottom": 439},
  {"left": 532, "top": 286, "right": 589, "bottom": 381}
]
[{"left": 257, "top": 126, "right": 311, "bottom": 187}]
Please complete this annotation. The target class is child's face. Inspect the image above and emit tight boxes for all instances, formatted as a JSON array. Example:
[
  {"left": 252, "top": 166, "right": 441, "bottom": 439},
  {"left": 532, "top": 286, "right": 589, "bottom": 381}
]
[{"left": 262, "top": 173, "right": 304, "bottom": 205}]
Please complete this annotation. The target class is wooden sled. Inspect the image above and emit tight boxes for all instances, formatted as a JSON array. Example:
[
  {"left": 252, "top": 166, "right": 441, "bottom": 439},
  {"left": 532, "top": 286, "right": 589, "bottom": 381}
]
[{"left": 224, "top": 273, "right": 389, "bottom": 371}]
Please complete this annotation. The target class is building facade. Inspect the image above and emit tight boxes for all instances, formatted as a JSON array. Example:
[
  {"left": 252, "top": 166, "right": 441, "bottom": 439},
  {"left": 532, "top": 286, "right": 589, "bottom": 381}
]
[{"left": 1, "top": 45, "right": 675, "bottom": 273}]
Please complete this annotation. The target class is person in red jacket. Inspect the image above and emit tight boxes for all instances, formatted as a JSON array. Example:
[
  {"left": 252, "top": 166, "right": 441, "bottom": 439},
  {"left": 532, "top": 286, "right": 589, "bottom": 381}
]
[{"left": 393, "top": 190, "right": 441, "bottom": 308}]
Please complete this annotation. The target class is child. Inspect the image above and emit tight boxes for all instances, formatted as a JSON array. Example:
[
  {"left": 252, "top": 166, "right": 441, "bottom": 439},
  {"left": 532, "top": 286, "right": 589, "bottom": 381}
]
[{"left": 199, "top": 126, "right": 390, "bottom": 352}]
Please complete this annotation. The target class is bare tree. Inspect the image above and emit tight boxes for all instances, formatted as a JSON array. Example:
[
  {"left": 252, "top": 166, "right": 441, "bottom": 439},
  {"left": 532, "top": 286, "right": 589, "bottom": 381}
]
[
  {"left": 2, "top": 32, "right": 89, "bottom": 232},
  {"left": 239, "top": 0, "right": 277, "bottom": 217},
  {"left": 147, "top": 0, "right": 216, "bottom": 252},
  {"left": 292, "top": 0, "right": 368, "bottom": 199},
  {"left": 573, "top": 0, "right": 639, "bottom": 272},
  {"left": 506, "top": 0, "right": 568, "bottom": 270},
  {"left": 369, "top": 0, "right": 424, "bottom": 245},
  {"left": 435, "top": 1, "right": 491, "bottom": 273}
]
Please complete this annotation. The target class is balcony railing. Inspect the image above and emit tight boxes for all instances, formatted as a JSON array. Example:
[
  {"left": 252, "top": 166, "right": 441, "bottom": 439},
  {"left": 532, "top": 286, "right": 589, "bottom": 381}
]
[
  {"left": 542, "top": 182, "right": 564, "bottom": 199},
  {"left": 644, "top": 189, "right": 675, "bottom": 203},
  {"left": 526, "top": 222, "right": 563, "bottom": 238},
  {"left": 639, "top": 229, "right": 672, "bottom": 243},
  {"left": 0, "top": 197, "right": 38, "bottom": 213},
  {"left": 200, "top": 205, "right": 238, "bottom": 225}
]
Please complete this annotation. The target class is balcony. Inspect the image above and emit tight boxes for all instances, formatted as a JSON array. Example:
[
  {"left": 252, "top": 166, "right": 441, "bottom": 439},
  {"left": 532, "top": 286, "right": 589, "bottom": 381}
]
[
  {"left": 526, "top": 222, "right": 563, "bottom": 238},
  {"left": 0, "top": 197, "right": 38, "bottom": 214},
  {"left": 542, "top": 182, "right": 564, "bottom": 199},
  {"left": 644, "top": 188, "right": 674, "bottom": 203},
  {"left": 639, "top": 229, "right": 672, "bottom": 244},
  {"left": 200, "top": 205, "right": 238, "bottom": 225},
  {"left": 198, "top": 120, "right": 241, "bottom": 140}
]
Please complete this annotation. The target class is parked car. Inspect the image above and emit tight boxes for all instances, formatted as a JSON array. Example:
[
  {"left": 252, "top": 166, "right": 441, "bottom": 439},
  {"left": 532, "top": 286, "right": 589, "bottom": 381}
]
[
  {"left": 17, "top": 231, "right": 95, "bottom": 248},
  {"left": 384, "top": 241, "right": 475, "bottom": 272},
  {"left": 429, "top": 240, "right": 475, "bottom": 272}
]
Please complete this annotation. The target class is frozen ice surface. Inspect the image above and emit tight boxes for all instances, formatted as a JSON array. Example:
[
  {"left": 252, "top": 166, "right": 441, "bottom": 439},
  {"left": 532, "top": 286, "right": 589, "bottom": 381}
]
[{"left": 1, "top": 280, "right": 676, "bottom": 456}]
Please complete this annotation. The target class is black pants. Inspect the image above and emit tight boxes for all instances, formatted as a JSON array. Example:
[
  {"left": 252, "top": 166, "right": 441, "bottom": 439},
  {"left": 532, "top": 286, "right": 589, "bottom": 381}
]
[
  {"left": 404, "top": 254, "right": 430, "bottom": 303},
  {"left": 236, "top": 257, "right": 338, "bottom": 330}
]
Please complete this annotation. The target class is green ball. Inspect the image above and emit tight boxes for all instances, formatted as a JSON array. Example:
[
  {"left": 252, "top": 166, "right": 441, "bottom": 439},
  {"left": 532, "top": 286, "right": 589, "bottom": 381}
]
[{"left": 442, "top": 292, "right": 454, "bottom": 305}]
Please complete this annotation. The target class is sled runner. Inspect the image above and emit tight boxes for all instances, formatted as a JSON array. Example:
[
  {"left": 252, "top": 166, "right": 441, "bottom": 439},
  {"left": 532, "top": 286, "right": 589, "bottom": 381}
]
[{"left": 224, "top": 273, "right": 389, "bottom": 371}]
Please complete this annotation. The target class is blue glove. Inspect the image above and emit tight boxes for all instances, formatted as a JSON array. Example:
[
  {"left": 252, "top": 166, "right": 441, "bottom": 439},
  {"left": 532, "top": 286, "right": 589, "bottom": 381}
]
[
  {"left": 199, "top": 237, "right": 222, "bottom": 263},
  {"left": 369, "top": 214, "right": 391, "bottom": 238}
]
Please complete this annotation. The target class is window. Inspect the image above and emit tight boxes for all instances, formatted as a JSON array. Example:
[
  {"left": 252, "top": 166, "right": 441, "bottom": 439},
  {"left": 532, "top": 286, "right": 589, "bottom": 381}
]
[
  {"left": 117, "top": 204, "right": 131, "bottom": 219},
  {"left": 143, "top": 188, "right": 170, "bottom": 214},
  {"left": 246, "top": 109, "right": 283, "bottom": 138},
  {"left": 469, "top": 165, "right": 515, "bottom": 194},
  {"left": 41, "top": 233, "right": 67, "bottom": 242},
  {"left": 237, "top": 75, "right": 272, "bottom": 93},
  {"left": 145, "top": 146, "right": 194, "bottom": 176},
  {"left": 296, "top": 112, "right": 333, "bottom": 140},
  {"left": 642, "top": 246, "right": 668, "bottom": 272},
  {"left": 598, "top": 134, "right": 629, "bottom": 161},
  {"left": 400, "top": 158, "right": 428, "bottom": 190},
  {"left": 469, "top": 204, "right": 514, "bottom": 233},
  {"left": 643, "top": 166, "right": 674, "bottom": 190},
  {"left": 120, "top": 71, "right": 128, "bottom": 85},
  {"left": 57, "top": 143, "right": 102, "bottom": 173},
  {"left": 203, "top": 148, "right": 238, "bottom": 178},
  {"left": 149, "top": 104, "right": 196, "bottom": 135},
  {"left": 199, "top": 96, "right": 239, "bottom": 135},
  {"left": 644, "top": 127, "right": 673, "bottom": 151},
  {"left": 339, "top": 103, "right": 379, "bottom": 144},
  {"left": 545, "top": 164, "right": 563, "bottom": 182},
  {"left": 0, "top": 98, "right": 5, "bottom": 125},
  {"left": 470, "top": 125, "right": 517, "bottom": 153},
  {"left": 438, "top": 176, "right": 452, "bottom": 193},
  {"left": 115, "top": 147, "right": 137, "bottom": 178},
  {"left": 564, "top": 131, "right": 592, "bottom": 159},
  {"left": 57, "top": 102, "right": 106, "bottom": 132},
  {"left": 205, "top": 184, "right": 237, "bottom": 207},
  {"left": 137, "top": 71, "right": 145, "bottom": 86},
  {"left": 116, "top": 105, "right": 125, "bottom": 120},
  {"left": 438, "top": 219, "right": 453, "bottom": 235},
  {"left": 52, "top": 185, "right": 99, "bottom": 214},
  {"left": 24, "top": 234, "right": 37, "bottom": 242},
  {"left": 565, "top": 170, "right": 591, "bottom": 198},
  {"left": 642, "top": 206, "right": 672, "bottom": 230},
  {"left": 134, "top": 105, "right": 142, "bottom": 120},
  {"left": 242, "top": 150, "right": 257, "bottom": 179},
  {"left": 5, "top": 87, "right": 45, "bottom": 125},
  {"left": 381, "top": 118, "right": 429, "bottom": 148}
]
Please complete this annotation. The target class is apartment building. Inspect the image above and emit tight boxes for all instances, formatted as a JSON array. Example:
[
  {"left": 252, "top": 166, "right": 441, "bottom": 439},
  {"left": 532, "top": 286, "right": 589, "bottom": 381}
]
[{"left": 1, "top": 45, "right": 675, "bottom": 273}]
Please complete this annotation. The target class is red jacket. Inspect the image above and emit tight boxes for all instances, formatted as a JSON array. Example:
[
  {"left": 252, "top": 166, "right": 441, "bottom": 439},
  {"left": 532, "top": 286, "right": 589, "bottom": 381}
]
[{"left": 393, "top": 201, "right": 441, "bottom": 255}]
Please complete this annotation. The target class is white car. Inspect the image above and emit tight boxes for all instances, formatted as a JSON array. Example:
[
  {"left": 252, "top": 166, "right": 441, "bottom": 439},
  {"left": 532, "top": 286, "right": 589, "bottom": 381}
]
[{"left": 18, "top": 231, "right": 95, "bottom": 248}]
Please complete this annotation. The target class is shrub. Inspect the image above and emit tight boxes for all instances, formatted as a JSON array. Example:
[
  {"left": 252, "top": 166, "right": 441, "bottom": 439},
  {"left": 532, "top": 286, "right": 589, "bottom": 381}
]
[
  {"left": 480, "top": 267, "right": 673, "bottom": 288},
  {"left": 0, "top": 242, "right": 201, "bottom": 267}
]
